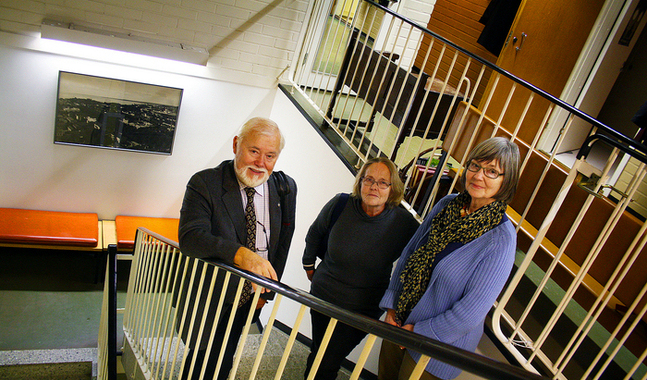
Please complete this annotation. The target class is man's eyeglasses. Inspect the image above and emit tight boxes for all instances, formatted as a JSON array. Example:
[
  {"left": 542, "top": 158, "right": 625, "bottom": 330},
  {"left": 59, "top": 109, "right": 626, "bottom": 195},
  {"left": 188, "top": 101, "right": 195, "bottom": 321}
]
[
  {"left": 361, "top": 176, "right": 391, "bottom": 189},
  {"left": 466, "top": 161, "right": 504, "bottom": 179}
]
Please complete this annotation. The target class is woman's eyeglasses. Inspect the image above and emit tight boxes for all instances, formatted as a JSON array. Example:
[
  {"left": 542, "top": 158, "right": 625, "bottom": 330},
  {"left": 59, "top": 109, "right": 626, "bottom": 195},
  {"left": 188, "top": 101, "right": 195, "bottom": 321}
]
[
  {"left": 467, "top": 161, "right": 504, "bottom": 179},
  {"left": 361, "top": 176, "right": 391, "bottom": 189}
]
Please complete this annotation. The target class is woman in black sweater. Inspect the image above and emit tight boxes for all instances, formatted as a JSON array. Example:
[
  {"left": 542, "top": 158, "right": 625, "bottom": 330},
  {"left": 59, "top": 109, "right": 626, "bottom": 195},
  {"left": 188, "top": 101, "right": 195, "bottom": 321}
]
[{"left": 302, "top": 157, "right": 419, "bottom": 380}]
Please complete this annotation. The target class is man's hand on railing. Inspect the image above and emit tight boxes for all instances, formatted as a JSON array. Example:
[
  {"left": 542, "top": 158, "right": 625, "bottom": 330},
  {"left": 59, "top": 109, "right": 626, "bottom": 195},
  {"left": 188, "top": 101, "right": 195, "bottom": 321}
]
[{"left": 234, "top": 246, "right": 278, "bottom": 293}]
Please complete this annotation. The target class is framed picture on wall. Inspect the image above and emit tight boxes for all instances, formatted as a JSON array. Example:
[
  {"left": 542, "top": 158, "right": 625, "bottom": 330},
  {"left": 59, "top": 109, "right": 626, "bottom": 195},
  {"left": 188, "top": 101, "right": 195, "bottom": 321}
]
[{"left": 54, "top": 71, "right": 183, "bottom": 155}]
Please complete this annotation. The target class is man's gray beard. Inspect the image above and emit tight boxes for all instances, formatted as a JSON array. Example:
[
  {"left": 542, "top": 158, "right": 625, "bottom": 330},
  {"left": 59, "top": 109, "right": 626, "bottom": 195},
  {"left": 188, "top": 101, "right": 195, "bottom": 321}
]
[{"left": 235, "top": 165, "right": 269, "bottom": 188}]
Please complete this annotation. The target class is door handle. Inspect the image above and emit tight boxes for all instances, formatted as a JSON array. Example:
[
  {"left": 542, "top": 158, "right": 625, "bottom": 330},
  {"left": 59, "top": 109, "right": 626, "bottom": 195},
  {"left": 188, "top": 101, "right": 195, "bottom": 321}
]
[{"left": 515, "top": 32, "right": 527, "bottom": 52}]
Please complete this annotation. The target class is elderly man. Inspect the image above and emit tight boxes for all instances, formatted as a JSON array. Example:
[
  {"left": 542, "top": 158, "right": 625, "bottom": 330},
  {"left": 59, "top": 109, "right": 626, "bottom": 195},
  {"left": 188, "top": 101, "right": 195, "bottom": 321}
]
[{"left": 177, "top": 117, "right": 297, "bottom": 380}]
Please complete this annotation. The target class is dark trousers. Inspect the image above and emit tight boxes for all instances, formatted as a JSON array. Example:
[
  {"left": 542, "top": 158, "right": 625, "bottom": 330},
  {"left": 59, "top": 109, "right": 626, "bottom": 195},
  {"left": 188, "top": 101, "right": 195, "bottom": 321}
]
[
  {"left": 378, "top": 340, "right": 440, "bottom": 380},
  {"left": 304, "top": 309, "right": 369, "bottom": 380},
  {"left": 181, "top": 300, "right": 260, "bottom": 380}
]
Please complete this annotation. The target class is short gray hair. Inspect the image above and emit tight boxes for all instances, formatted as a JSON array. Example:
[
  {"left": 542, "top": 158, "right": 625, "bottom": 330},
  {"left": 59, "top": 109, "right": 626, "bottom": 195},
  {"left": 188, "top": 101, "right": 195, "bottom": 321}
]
[
  {"left": 460, "top": 137, "right": 520, "bottom": 204},
  {"left": 237, "top": 117, "right": 285, "bottom": 152}
]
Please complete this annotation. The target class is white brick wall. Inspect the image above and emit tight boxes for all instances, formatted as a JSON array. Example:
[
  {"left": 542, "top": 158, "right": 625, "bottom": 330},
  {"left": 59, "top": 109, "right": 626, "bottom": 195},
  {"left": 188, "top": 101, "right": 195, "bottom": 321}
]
[
  {"left": 372, "top": 0, "right": 436, "bottom": 69},
  {"left": 398, "top": 0, "right": 435, "bottom": 24},
  {"left": 0, "top": 0, "right": 310, "bottom": 86}
]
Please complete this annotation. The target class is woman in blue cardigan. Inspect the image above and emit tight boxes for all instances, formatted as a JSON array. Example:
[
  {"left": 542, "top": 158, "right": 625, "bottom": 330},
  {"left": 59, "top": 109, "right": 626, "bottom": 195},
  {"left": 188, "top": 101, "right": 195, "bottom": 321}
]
[{"left": 379, "top": 137, "right": 520, "bottom": 380}]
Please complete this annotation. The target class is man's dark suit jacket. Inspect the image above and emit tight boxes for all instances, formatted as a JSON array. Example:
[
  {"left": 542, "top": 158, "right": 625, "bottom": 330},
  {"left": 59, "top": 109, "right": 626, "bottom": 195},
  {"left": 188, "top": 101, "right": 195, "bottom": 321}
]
[{"left": 176, "top": 160, "right": 297, "bottom": 349}]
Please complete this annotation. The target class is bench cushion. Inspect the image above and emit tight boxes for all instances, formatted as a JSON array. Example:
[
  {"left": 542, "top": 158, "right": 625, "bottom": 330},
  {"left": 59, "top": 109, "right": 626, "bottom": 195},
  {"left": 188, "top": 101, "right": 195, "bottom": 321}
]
[
  {"left": 0, "top": 208, "right": 99, "bottom": 247},
  {"left": 115, "top": 215, "right": 179, "bottom": 250}
]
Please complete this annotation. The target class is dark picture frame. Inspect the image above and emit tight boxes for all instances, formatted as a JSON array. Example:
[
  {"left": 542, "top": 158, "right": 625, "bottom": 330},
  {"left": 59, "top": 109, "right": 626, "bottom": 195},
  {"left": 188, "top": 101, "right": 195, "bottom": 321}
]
[{"left": 54, "top": 71, "right": 183, "bottom": 155}]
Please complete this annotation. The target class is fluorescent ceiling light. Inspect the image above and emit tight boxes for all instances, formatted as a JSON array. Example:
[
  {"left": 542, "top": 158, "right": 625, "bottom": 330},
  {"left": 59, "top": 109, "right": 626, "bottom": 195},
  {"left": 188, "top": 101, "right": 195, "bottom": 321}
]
[{"left": 41, "top": 19, "right": 209, "bottom": 66}]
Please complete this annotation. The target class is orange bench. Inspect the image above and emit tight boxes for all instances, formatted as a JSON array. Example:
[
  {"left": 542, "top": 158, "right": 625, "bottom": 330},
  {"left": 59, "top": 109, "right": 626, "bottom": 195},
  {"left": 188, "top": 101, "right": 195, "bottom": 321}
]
[
  {"left": 108, "top": 215, "right": 179, "bottom": 250},
  {"left": 0, "top": 208, "right": 179, "bottom": 252},
  {"left": 0, "top": 208, "right": 100, "bottom": 249}
]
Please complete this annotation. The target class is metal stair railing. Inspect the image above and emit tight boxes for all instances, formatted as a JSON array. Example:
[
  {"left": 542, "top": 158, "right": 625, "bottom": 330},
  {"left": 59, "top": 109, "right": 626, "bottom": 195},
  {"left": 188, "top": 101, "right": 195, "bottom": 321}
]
[
  {"left": 283, "top": 0, "right": 647, "bottom": 378},
  {"left": 98, "top": 227, "right": 547, "bottom": 380}
]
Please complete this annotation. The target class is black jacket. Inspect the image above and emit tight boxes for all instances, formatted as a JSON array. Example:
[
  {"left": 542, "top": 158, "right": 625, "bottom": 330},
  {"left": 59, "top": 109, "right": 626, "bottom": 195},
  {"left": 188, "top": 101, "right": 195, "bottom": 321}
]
[{"left": 176, "top": 160, "right": 297, "bottom": 348}]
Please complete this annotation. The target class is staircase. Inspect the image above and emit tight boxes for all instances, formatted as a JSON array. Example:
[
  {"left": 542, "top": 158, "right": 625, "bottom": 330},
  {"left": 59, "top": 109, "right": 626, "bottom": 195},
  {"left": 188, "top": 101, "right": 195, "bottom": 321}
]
[{"left": 119, "top": 324, "right": 354, "bottom": 380}]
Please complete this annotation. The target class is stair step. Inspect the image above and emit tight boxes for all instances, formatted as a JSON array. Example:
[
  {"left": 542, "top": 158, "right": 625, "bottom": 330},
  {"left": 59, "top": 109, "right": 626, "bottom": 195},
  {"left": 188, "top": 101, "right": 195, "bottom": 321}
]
[
  {"left": 0, "top": 348, "right": 96, "bottom": 379},
  {"left": 0, "top": 361, "right": 93, "bottom": 379}
]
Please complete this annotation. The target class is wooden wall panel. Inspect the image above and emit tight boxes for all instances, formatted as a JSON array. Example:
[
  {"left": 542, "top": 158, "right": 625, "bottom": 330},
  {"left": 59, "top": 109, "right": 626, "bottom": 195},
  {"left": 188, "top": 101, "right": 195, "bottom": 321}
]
[{"left": 415, "top": 0, "right": 498, "bottom": 104}]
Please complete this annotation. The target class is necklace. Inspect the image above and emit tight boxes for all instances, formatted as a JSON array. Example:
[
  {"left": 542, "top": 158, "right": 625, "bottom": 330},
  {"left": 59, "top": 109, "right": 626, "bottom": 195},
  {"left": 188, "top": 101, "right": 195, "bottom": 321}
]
[{"left": 460, "top": 204, "right": 471, "bottom": 217}]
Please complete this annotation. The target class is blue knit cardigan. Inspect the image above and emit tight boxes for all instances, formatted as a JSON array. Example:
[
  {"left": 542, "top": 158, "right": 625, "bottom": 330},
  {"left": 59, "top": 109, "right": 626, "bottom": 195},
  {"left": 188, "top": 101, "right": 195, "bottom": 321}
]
[{"left": 380, "top": 194, "right": 516, "bottom": 379}]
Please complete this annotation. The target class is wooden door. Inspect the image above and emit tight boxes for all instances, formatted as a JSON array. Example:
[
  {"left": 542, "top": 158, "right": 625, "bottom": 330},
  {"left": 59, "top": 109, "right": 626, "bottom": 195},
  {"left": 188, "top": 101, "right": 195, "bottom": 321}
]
[{"left": 483, "top": 0, "right": 605, "bottom": 145}]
